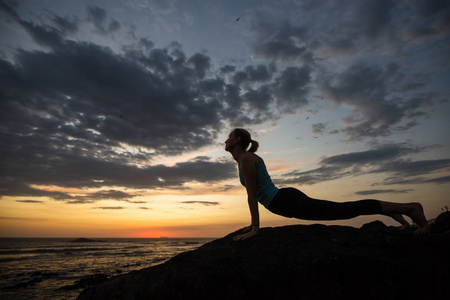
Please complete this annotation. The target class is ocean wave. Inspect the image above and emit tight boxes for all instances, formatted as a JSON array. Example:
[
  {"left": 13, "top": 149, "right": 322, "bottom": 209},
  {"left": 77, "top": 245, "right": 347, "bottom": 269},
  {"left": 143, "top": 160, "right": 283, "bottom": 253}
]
[{"left": 0, "top": 247, "right": 118, "bottom": 255}]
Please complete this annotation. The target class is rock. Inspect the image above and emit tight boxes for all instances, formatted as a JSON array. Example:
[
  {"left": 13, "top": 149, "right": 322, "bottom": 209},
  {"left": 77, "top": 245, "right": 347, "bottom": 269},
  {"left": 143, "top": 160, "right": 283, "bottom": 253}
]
[
  {"left": 360, "top": 220, "right": 388, "bottom": 230},
  {"left": 77, "top": 221, "right": 450, "bottom": 300},
  {"left": 431, "top": 211, "right": 450, "bottom": 234},
  {"left": 60, "top": 274, "right": 109, "bottom": 290}
]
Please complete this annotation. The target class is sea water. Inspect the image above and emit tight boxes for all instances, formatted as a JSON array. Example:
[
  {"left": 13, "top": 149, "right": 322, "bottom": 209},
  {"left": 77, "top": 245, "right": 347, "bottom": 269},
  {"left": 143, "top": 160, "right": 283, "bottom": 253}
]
[{"left": 0, "top": 237, "right": 214, "bottom": 300}]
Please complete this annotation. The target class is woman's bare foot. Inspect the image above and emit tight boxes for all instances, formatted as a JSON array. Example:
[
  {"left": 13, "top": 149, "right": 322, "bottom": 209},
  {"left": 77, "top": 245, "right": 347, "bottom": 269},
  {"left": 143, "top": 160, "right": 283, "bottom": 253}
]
[
  {"left": 408, "top": 203, "right": 430, "bottom": 234},
  {"left": 380, "top": 201, "right": 430, "bottom": 234},
  {"left": 386, "top": 212, "right": 410, "bottom": 230}
]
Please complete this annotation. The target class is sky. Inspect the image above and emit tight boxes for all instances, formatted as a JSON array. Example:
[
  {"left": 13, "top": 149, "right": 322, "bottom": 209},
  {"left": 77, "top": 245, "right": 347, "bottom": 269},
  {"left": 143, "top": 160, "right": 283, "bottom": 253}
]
[{"left": 1, "top": 0, "right": 449, "bottom": 238}]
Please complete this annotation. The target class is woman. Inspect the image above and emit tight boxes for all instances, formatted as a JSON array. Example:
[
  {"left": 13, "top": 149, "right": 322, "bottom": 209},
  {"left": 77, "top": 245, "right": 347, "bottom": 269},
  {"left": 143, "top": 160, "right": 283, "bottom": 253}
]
[{"left": 225, "top": 128, "right": 430, "bottom": 241}]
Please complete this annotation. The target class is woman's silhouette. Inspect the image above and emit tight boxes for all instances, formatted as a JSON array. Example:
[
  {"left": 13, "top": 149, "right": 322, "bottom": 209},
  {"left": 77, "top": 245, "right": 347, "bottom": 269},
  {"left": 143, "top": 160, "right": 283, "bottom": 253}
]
[{"left": 225, "top": 128, "right": 430, "bottom": 241}]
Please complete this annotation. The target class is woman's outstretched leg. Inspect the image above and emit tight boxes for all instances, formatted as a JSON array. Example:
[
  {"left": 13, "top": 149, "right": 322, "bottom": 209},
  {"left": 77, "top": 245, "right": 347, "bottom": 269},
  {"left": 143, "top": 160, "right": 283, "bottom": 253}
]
[
  {"left": 380, "top": 201, "right": 429, "bottom": 234},
  {"left": 268, "top": 188, "right": 430, "bottom": 234}
]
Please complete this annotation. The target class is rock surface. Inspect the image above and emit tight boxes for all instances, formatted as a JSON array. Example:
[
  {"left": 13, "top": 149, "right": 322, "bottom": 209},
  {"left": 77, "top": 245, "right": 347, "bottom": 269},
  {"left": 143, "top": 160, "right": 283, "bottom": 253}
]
[{"left": 77, "top": 222, "right": 450, "bottom": 300}]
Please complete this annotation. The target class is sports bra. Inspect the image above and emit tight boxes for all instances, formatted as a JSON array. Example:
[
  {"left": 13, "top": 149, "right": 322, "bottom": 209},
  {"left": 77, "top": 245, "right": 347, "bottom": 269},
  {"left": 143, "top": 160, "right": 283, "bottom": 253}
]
[{"left": 239, "top": 161, "right": 279, "bottom": 208}]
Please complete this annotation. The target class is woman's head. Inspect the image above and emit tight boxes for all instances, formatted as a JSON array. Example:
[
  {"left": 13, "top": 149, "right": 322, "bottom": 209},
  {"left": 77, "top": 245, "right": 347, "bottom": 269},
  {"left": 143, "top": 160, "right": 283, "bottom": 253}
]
[{"left": 229, "top": 128, "right": 259, "bottom": 153}]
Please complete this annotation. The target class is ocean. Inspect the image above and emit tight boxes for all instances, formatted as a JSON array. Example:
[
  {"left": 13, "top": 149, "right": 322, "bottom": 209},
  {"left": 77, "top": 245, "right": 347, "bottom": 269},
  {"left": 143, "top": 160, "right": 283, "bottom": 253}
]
[{"left": 0, "top": 237, "right": 214, "bottom": 300}]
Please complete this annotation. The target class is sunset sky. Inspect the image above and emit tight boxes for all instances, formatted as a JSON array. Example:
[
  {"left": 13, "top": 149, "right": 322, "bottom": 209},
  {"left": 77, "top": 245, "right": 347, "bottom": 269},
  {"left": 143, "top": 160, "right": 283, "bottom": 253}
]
[{"left": 1, "top": 0, "right": 449, "bottom": 238}]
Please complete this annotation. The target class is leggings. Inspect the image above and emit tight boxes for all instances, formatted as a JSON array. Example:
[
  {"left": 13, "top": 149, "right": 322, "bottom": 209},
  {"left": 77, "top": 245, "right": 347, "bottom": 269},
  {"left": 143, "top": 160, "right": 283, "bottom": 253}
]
[{"left": 267, "top": 188, "right": 382, "bottom": 221}]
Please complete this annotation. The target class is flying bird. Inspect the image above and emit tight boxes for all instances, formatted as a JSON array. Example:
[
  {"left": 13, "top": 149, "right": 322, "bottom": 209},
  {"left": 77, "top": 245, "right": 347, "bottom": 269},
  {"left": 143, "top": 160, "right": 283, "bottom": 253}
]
[
  {"left": 306, "top": 116, "right": 310, "bottom": 120},
  {"left": 235, "top": 17, "right": 240, "bottom": 22}
]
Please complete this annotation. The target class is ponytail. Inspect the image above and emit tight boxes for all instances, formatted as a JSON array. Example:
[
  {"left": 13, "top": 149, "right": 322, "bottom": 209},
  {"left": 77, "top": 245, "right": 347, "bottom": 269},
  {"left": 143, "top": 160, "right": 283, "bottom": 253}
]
[
  {"left": 248, "top": 139, "right": 259, "bottom": 153},
  {"left": 233, "top": 128, "right": 259, "bottom": 153}
]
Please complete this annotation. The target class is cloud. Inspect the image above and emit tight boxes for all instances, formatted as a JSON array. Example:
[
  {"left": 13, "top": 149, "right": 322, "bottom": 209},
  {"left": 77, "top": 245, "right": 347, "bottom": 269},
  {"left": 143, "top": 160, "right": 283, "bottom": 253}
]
[
  {"left": 15, "top": 200, "right": 44, "bottom": 203},
  {"left": 1, "top": 4, "right": 248, "bottom": 202},
  {"left": 311, "top": 123, "right": 339, "bottom": 135},
  {"left": 379, "top": 175, "right": 450, "bottom": 186},
  {"left": 244, "top": 1, "right": 447, "bottom": 140},
  {"left": 0, "top": 1, "right": 64, "bottom": 48},
  {"left": 62, "top": 190, "right": 139, "bottom": 204},
  {"left": 317, "top": 62, "right": 436, "bottom": 140},
  {"left": 0, "top": 156, "right": 237, "bottom": 201},
  {"left": 48, "top": 12, "right": 80, "bottom": 35},
  {"left": 94, "top": 206, "right": 126, "bottom": 210},
  {"left": 273, "top": 66, "right": 311, "bottom": 112},
  {"left": 232, "top": 65, "right": 272, "bottom": 85},
  {"left": 181, "top": 201, "right": 220, "bottom": 206},
  {"left": 355, "top": 189, "right": 414, "bottom": 196},
  {"left": 320, "top": 145, "right": 418, "bottom": 165},
  {"left": 86, "top": 6, "right": 121, "bottom": 35},
  {"left": 1, "top": 1, "right": 448, "bottom": 204},
  {"left": 248, "top": 18, "right": 310, "bottom": 62},
  {"left": 276, "top": 143, "right": 450, "bottom": 186}
]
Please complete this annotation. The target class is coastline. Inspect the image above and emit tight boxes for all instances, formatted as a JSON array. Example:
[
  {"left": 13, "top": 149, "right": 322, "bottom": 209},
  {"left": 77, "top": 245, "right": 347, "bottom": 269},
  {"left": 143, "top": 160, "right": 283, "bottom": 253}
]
[{"left": 0, "top": 237, "right": 214, "bottom": 300}]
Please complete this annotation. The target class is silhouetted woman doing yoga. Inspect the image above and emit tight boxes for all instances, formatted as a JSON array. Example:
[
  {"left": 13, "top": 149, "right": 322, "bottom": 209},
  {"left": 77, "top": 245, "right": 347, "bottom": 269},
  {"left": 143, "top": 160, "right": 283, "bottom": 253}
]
[{"left": 225, "top": 128, "right": 430, "bottom": 241}]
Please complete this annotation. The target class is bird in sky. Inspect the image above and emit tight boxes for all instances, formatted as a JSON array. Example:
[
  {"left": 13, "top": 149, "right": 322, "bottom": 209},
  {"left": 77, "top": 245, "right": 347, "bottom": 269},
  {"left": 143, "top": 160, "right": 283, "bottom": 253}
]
[{"left": 236, "top": 17, "right": 240, "bottom": 22}]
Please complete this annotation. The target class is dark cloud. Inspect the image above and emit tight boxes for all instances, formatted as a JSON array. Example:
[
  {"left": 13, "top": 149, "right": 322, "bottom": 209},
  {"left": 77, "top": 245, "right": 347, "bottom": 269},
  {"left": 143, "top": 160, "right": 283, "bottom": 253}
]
[
  {"left": 16, "top": 200, "right": 44, "bottom": 203},
  {"left": 379, "top": 175, "right": 450, "bottom": 186},
  {"left": 86, "top": 6, "right": 120, "bottom": 35},
  {"left": 311, "top": 123, "right": 339, "bottom": 135},
  {"left": 219, "top": 65, "right": 236, "bottom": 75},
  {"left": 0, "top": 2, "right": 64, "bottom": 48},
  {"left": 355, "top": 189, "right": 413, "bottom": 196},
  {"left": 273, "top": 66, "right": 311, "bottom": 112},
  {"left": 249, "top": 19, "right": 310, "bottom": 62},
  {"left": 375, "top": 159, "right": 450, "bottom": 177},
  {"left": 181, "top": 201, "right": 220, "bottom": 206},
  {"left": 0, "top": 155, "right": 237, "bottom": 201},
  {"left": 276, "top": 144, "right": 450, "bottom": 186},
  {"left": 402, "top": 0, "right": 450, "bottom": 40},
  {"left": 48, "top": 12, "right": 79, "bottom": 35},
  {"left": 232, "top": 65, "right": 271, "bottom": 85},
  {"left": 244, "top": 1, "right": 447, "bottom": 140},
  {"left": 318, "top": 62, "right": 435, "bottom": 140},
  {"left": 138, "top": 38, "right": 155, "bottom": 50},
  {"left": 320, "top": 145, "right": 418, "bottom": 165},
  {"left": 187, "top": 53, "right": 211, "bottom": 79},
  {"left": 275, "top": 165, "right": 351, "bottom": 186}
]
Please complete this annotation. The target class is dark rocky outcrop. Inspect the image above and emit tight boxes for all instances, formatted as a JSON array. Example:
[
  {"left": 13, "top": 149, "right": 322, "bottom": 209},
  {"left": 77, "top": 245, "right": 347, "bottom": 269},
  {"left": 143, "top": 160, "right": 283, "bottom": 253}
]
[
  {"left": 60, "top": 274, "right": 109, "bottom": 290},
  {"left": 431, "top": 211, "right": 450, "bottom": 234},
  {"left": 77, "top": 221, "right": 450, "bottom": 300}
]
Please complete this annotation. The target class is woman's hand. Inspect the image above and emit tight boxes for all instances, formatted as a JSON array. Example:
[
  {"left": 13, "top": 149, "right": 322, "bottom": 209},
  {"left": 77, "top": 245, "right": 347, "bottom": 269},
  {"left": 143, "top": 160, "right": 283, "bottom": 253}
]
[{"left": 233, "top": 226, "right": 259, "bottom": 241}]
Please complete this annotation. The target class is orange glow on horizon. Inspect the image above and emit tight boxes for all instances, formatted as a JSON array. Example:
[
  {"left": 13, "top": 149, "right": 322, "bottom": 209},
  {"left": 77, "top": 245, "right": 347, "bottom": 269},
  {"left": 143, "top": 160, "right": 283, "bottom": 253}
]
[{"left": 132, "top": 230, "right": 174, "bottom": 238}]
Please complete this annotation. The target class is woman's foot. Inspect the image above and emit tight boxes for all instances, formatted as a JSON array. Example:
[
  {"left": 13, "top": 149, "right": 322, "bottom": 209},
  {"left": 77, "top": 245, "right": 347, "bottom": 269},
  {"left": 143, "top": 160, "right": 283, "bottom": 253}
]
[
  {"left": 381, "top": 201, "right": 430, "bottom": 234},
  {"left": 386, "top": 212, "right": 410, "bottom": 230},
  {"left": 409, "top": 203, "right": 430, "bottom": 234}
]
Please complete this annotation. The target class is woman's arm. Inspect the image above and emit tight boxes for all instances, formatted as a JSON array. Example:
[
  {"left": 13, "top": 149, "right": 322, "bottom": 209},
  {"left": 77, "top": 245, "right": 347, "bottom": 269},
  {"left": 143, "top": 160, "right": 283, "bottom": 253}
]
[{"left": 233, "top": 154, "right": 259, "bottom": 241}]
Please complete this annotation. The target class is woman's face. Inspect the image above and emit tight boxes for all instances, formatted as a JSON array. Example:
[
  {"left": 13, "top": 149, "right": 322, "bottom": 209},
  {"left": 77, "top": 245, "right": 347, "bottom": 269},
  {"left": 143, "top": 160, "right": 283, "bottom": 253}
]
[{"left": 224, "top": 131, "right": 237, "bottom": 152}]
